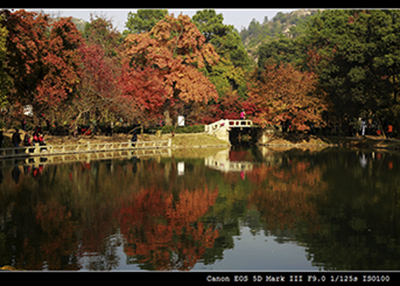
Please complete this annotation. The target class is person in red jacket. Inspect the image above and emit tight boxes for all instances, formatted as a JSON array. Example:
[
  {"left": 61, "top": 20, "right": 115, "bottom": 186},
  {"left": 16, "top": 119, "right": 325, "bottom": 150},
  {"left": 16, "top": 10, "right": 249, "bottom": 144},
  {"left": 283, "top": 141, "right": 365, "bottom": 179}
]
[
  {"left": 387, "top": 123, "right": 393, "bottom": 140},
  {"left": 240, "top": 109, "right": 246, "bottom": 120}
]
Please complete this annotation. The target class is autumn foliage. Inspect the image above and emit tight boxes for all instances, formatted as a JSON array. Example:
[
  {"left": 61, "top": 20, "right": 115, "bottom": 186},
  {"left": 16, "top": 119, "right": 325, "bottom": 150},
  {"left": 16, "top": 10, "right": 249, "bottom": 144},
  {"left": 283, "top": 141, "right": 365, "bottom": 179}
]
[
  {"left": 116, "top": 186, "right": 219, "bottom": 270},
  {"left": 1, "top": 9, "right": 333, "bottom": 134},
  {"left": 1, "top": 10, "right": 81, "bottom": 116},
  {"left": 73, "top": 43, "right": 120, "bottom": 121},
  {"left": 120, "top": 14, "right": 219, "bottom": 126},
  {"left": 119, "top": 63, "right": 169, "bottom": 125},
  {"left": 36, "top": 17, "right": 82, "bottom": 107},
  {"left": 32, "top": 201, "right": 79, "bottom": 270},
  {"left": 247, "top": 62, "right": 328, "bottom": 131}
]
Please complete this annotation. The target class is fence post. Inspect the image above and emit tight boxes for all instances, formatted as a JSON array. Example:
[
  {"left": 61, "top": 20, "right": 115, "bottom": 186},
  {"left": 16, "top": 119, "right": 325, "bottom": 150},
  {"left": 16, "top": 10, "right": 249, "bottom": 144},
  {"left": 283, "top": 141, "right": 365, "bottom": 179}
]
[
  {"left": 34, "top": 143, "right": 40, "bottom": 154},
  {"left": 168, "top": 138, "right": 172, "bottom": 148}
]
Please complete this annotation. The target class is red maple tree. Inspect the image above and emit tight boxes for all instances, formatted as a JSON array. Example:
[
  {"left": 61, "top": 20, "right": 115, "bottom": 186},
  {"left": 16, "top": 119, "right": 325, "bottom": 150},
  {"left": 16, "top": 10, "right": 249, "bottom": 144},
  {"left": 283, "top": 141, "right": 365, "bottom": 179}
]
[
  {"left": 59, "top": 42, "right": 122, "bottom": 134},
  {"left": 1, "top": 10, "right": 82, "bottom": 120},
  {"left": 119, "top": 62, "right": 169, "bottom": 126},
  {"left": 37, "top": 17, "right": 82, "bottom": 108}
]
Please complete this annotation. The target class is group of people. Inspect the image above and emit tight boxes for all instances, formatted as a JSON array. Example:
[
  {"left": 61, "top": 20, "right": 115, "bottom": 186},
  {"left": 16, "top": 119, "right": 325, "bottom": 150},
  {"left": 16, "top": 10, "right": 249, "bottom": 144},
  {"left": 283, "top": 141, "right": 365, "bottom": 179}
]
[
  {"left": 357, "top": 119, "right": 394, "bottom": 139},
  {"left": 11, "top": 126, "right": 46, "bottom": 148},
  {"left": 313, "top": 119, "right": 395, "bottom": 139}
]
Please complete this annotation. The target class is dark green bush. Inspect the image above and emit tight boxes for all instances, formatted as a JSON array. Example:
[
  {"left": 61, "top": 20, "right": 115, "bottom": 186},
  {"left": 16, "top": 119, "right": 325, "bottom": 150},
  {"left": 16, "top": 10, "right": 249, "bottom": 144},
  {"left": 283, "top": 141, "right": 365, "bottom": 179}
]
[{"left": 160, "top": 125, "right": 205, "bottom": 134}]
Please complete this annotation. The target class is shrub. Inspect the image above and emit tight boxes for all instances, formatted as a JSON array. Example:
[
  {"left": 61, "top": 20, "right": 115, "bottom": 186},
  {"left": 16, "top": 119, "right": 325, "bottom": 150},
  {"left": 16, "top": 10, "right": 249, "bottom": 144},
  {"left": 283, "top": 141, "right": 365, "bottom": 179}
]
[{"left": 160, "top": 125, "right": 205, "bottom": 134}]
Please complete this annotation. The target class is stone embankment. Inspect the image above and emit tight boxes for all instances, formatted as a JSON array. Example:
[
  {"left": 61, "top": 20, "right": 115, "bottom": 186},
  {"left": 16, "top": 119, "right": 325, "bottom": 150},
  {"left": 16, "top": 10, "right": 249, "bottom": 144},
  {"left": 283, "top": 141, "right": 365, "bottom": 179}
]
[{"left": 259, "top": 133, "right": 400, "bottom": 151}]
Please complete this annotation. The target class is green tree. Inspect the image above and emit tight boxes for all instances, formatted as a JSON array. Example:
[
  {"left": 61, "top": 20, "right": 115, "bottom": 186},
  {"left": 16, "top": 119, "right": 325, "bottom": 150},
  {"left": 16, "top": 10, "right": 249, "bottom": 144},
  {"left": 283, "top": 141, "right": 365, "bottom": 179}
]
[
  {"left": 303, "top": 10, "right": 400, "bottom": 121},
  {"left": 257, "top": 36, "right": 304, "bottom": 70},
  {"left": 192, "top": 9, "right": 251, "bottom": 99},
  {"left": 368, "top": 10, "right": 400, "bottom": 105},
  {"left": 123, "top": 9, "right": 168, "bottom": 35},
  {"left": 240, "top": 10, "right": 318, "bottom": 63},
  {"left": 240, "top": 18, "right": 266, "bottom": 50},
  {"left": 192, "top": 9, "right": 252, "bottom": 71},
  {"left": 206, "top": 57, "right": 246, "bottom": 99}
]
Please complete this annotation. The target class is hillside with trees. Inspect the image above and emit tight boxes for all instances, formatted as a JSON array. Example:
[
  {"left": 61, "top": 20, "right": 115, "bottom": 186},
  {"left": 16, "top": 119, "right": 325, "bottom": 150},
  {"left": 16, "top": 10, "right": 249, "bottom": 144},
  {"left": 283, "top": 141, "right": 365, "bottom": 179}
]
[{"left": 240, "top": 9, "right": 319, "bottom": 63}]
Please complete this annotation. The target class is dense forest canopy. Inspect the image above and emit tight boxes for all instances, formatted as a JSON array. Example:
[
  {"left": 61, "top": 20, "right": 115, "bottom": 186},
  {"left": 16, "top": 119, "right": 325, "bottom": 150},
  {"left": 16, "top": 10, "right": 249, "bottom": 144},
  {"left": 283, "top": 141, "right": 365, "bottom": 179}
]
[{"left": 1, "top": 9, "right": 400, "bottom": 136}]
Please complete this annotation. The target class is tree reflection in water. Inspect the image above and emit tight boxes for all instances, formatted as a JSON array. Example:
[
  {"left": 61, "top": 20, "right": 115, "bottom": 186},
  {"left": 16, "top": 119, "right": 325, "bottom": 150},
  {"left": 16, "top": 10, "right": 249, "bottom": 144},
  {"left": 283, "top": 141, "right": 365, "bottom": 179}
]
[
  {"left": 247, "top": 159, "right": 325, "bottom": 234},
  {"left": 1, "top": 148, "right": 400, "bottom": 270},
  {"left": 117, "top": 186, "right": 219, "bottom": 270}
]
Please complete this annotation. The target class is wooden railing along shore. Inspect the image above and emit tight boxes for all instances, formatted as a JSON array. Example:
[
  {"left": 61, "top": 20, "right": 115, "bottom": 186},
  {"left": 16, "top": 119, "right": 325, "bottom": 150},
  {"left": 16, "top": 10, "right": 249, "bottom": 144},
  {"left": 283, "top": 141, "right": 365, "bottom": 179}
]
[{"left": 0, "top": 139, "right": 172, "bottom": 159}]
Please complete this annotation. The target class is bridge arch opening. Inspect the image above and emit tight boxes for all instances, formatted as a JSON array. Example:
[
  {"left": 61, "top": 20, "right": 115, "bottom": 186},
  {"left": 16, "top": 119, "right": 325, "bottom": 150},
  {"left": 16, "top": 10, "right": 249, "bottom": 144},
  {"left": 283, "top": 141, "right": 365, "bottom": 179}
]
[{"left": 229, "top": 127, "right": 253, "bottom": 146}]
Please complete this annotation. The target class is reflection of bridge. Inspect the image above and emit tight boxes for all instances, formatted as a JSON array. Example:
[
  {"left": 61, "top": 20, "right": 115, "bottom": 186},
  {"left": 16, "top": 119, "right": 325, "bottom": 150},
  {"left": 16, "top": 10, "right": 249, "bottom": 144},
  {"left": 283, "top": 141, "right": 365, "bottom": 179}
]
[
  {"left": 204, "top": 148, "right": 253, "bottom": 173},
  {"left": 205, "top": 119, "right": 253, "bottom": 143},
  {"left": 205, "top": 158, "right": 253, "bottom": 173}
]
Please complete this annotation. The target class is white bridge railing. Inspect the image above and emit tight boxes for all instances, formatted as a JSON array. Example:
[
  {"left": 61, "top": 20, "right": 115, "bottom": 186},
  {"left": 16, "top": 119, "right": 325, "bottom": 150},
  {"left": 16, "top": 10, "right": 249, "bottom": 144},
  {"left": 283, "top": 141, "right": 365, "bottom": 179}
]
[{"left": 205, "top": 119, "right": 253, "bottom": 133}]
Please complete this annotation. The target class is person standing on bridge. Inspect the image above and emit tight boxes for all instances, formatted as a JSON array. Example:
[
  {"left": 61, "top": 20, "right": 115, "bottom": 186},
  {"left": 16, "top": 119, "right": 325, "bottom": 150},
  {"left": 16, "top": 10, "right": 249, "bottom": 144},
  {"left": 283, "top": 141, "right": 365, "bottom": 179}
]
[
  {"left": 12, "top": 128, "right": 21, "bottom": 147},
  {"left": 131, "top": 130, "right": 137, "bottom": 147},
  {"left": 240, "top": 109, "right": 246, "bottom": 120}
]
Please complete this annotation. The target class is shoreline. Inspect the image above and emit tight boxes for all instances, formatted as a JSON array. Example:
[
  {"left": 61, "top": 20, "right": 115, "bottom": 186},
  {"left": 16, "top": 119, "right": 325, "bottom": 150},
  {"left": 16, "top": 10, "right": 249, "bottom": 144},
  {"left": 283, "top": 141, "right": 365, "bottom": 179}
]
[
  {"left": 1, "top": 130, "right": 400, "bottom": 152},
  {"left": 258, "top": 134, "right": 400, "bottom": 151}
]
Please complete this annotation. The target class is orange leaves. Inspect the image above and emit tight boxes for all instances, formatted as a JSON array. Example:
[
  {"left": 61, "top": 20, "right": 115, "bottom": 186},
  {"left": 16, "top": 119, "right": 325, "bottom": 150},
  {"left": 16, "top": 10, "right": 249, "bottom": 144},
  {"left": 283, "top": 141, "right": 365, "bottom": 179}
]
[
  {"left": 247, "top": 62, "right": 328, "bottom": 131},
  {"left": 168, "top": 64, "right": 219, "bottom": 103},
  {"left": 116, "top": 186, "right": 219, "bottom": 270},
  {"left": 121, "top": 13, "right": 219, "bottom": 117}
]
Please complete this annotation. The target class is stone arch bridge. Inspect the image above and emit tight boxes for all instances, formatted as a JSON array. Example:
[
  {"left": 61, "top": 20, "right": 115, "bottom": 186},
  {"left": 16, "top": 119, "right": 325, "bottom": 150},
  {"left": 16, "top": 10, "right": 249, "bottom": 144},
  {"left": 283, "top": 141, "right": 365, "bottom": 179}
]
[{"left": 205, "top": 119, "right": 275, "bottom": 145}]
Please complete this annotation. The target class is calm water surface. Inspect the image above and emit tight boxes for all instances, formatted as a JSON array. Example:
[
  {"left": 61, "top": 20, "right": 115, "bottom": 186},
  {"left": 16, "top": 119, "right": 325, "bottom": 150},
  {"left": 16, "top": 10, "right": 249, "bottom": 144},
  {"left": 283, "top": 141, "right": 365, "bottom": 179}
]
[{"left": 0, "top": 146, "right": 400, "bottom": 271}]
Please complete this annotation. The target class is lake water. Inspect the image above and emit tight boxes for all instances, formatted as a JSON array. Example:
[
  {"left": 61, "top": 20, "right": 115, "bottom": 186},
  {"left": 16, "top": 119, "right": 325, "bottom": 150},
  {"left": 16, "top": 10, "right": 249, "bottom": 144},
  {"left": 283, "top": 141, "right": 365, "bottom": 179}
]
[{"left": 1, "top": 146, "right": 400, "bottom": 271}]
